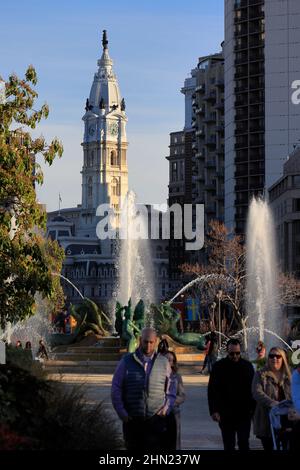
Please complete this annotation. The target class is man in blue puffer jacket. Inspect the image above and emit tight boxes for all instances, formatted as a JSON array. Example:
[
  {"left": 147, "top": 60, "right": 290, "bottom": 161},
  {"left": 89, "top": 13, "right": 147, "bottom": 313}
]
[{"left": 111, "top": 327, "right": 176, "bottom": 451}]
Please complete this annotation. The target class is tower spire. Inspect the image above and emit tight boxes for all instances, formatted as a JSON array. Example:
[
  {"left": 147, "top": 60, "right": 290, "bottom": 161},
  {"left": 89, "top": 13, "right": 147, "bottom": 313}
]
[{"left": 102, "top": 30, "right": 108, "bottom": 50}]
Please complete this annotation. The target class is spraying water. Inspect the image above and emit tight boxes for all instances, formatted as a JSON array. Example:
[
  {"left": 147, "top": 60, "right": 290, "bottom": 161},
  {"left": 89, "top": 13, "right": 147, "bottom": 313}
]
[
  {"left": 52, "top": 272, "right": 84, "bottom": 299},
  {"left": 1, "top": 294, "right": 54, "bottom": 355},
  {"left": 168, "top": 273, "right": 235, "bottom": 304},
  {"left": 246, "top": 197, "right": 282, "bottom": 351},
  {"left": 116, "top": 191, "right": 155, "bottom": 310}
]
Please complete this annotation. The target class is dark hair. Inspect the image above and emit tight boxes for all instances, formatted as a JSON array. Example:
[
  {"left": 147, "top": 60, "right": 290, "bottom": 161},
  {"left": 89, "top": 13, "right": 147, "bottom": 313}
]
[
  {"left": 25, "top": 341, "right": 32, "bottom": 349},
  {"left": 256, "top": 341, "right": 265, "bottom": 352},
  {"left": 226, "top": 338, "right": 241, "bottom": 349},
  {"left": 158, "top": 338, "right": 169, "bottom": 355},
  {"left": 166, "top": 350, "right": 178, "bottom": 373}
]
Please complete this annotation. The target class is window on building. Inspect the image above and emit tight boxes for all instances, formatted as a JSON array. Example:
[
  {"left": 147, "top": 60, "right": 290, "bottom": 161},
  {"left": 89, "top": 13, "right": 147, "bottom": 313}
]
[
  {"left": 198, "top": 60, "right": 209, "bottom": 70},
  {"left": 293, "top": 199, "right": 300, "bottom": 212},
  {"left": 180, "top": 161, "right": 184, "bottom": 180},
  {"left": 111, "top": 177, "right": 120, "bottom": 196},
  {"left": 87, "top": 150, "right": 94, "bottom": 167},
  {"left": 58, "top": 230, "right": 69, "bottom": 237},
  {"left": 293, "top": 176, "right": 300, "bottom": 188},
  {"left": 171, "top": 162, "right": 178, "bottom": 182},
  {"left": 110, "top": 150, "right": 118, "bottom": 166},
  {"left": 88, "top": 177, "right": 93, "bottom": 197}
]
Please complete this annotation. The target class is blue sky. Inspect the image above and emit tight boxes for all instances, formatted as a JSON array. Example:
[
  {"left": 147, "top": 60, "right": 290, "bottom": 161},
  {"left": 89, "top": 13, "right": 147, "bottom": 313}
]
[{"left": 1, "top": 0, "right": 224, "bottom": 211}]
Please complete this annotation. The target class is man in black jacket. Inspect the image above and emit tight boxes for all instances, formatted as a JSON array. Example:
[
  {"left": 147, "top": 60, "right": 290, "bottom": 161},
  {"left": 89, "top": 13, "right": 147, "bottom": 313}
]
[{"left": 207, "top": 338, "right": 255, "bottom": 451}]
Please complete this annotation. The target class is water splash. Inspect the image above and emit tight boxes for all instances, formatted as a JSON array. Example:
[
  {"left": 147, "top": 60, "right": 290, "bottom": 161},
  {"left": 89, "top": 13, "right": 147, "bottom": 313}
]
[
  {"left": 246, "top": 198, "right": 282, "bottom": 351},
  {"left": 231, "top": 327, "right": 292, "bottom": 355},
  {"left": 116, "top": 191, "right": 155, "bottom": 311},
  {"left": 1, "top": 294, "right": 54, "bottom": 356},
  {"left": 52, "top": 272, "right": 84, "bottom": 299},
  {"left": 168, "top": 273, "right": 235, "bottom": 304}
]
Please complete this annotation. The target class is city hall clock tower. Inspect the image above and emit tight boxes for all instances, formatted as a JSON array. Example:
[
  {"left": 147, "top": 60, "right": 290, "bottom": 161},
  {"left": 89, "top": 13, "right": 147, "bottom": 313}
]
[{"left": 81, "top": 30, "right": 128, "bottom": 222}]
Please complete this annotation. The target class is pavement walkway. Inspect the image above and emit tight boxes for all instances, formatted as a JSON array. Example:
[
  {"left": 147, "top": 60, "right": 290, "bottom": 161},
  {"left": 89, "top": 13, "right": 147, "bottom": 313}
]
[{"left": 48, "top": 371, "right": 262, "bottom": 450}]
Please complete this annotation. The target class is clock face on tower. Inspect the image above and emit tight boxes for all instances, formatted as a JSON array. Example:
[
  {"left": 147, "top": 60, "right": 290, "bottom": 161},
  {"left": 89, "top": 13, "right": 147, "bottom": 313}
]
[{"left": 109, "top": 121, "right": 119, "bottom": 136}]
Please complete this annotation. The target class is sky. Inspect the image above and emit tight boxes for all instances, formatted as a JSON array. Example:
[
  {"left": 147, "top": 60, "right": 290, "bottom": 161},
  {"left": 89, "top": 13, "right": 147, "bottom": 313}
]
[{"left": 1, "top": 0, "right": 224, "bottom": 212}]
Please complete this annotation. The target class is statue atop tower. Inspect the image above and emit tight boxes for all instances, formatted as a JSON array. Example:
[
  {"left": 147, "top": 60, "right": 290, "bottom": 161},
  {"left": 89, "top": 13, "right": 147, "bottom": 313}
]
[{"left": 102, "top": 29, "right": 108, "bottom": 50}]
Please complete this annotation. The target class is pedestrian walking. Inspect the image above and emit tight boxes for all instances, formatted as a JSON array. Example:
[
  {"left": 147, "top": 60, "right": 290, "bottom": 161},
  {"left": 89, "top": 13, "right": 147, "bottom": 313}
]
[
  {"left": 111, "top": 327, "right": 176, "bottom": 451},
  {"left": 36, "top": 339, "right": 49, "bottom": 360},
  {"left": 208, "top": 338, "right": 255, "bottom": 451}
]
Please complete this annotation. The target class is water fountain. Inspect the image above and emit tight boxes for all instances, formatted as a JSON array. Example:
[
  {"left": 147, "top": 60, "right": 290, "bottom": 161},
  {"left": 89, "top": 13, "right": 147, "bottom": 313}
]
[
  {"left": 246, "top": 197, "right": 283, "bottom": 353},
  {"left": 116, "top": 191, "right": 156, "bottom": 318},
  {"left": 165, "top": 196, "right": 290, "bottom": 358},
  {"left": 0, "top": 293, "right": 54, "bottom": 356},
  {"left": 168, "top": 273, "right": 235, "bottom": 304}
]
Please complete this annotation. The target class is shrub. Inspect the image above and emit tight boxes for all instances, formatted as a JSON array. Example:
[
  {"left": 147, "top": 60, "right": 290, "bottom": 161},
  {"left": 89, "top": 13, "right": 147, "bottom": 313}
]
[{"left": 0, "top": 364, "right": 123, "bottom": 450}]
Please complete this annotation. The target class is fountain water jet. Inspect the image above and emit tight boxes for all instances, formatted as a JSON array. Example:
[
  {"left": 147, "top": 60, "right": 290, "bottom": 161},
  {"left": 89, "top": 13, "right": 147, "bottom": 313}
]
[
  {"left": 0, "top": 294, "right": 54, "bottom": 355},
  {"left": 168, "top": 273, "right": 235, "bottom": 304},
  {"left": 52, "top": 272, "right": 84, "bottom": 299},
  {"left": 116, "top": 191, "right": 156, "bottom": 316},
  {"left": 246, "top": 197, "right": 282, "bottom": 352}
]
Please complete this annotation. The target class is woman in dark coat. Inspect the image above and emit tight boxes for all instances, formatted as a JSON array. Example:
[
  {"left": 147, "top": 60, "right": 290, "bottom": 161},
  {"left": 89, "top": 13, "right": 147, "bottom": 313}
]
[{"left": 252, "top": 346, "right": 291, "bottom": 450}]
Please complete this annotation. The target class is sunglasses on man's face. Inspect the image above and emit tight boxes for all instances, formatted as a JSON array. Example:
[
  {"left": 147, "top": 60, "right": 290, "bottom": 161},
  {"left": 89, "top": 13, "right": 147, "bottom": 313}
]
[
  {"left": 268, "top": 354, "right": 282, "bottom": 359},
  {"left": 229, "top": 351, "right": 241, "bottom": 357}
]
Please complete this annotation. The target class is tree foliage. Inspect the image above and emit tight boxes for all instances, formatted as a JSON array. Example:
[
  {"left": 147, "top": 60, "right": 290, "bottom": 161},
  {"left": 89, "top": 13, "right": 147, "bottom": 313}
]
[{"left": 0, "top": 66, "right": 64, "bottom": 328}]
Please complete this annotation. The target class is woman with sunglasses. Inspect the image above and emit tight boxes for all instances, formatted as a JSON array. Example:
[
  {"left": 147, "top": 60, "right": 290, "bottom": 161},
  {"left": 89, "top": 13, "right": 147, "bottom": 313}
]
[{"left": 252, "top": 346, "right": 291, "bottom": 450}]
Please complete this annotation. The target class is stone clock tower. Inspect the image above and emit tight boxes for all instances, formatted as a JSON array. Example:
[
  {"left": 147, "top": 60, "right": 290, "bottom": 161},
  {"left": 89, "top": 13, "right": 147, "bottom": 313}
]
[{"left": 81, "top": 30, "right": 128, "bottom": 224}]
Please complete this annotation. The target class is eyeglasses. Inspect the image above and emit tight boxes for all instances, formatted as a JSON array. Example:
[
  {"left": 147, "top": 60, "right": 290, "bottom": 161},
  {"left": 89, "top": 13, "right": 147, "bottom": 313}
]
[
  {"left": 229, "top": 352, "right": 241, "bottom": 357},
  {"left": 268, "top": 354, "right": 282, "bottom": 359}
]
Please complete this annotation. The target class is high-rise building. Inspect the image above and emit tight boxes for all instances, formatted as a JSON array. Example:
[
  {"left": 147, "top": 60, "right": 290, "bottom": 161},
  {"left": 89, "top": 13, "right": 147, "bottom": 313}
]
[
  {"left": 193, "top": 52, "right": 225, "bottom": 230},
  {"left": 167, "top": 51, "right": 225, "bottom": 275},
  {"left": 167, "top": 130, "right": 186, "bottom": 277},
  {"left": 167, "top": 67, "right": 196, "bottom": 278},
  {"left": 224, "top": 0, "right": 300, "bottom": 234}
]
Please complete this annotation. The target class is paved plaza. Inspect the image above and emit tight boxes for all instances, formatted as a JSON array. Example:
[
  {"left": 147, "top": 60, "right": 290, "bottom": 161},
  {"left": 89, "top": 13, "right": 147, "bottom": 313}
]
[{"left": 49, "top": 370, "right": 262, "bottom": 450}]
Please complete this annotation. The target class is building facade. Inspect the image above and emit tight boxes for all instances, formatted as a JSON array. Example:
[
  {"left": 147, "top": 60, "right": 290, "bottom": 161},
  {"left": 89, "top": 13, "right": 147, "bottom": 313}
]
[
  {"left": 166, "top": 130, "right": 186, "bottom": 277},
  {"left": 166, "top": 67, "right": 197, "bottom": 278},
  {"left": 269, "top": 147, "right": 300, "bottom": 276},
  {"left": 225, "top": 0, "right": 300, "bottom": 234},
  {"left": 193, "top": 52, "right": 225, "bottom": 229},
  {"left": 166, "top": 52, "right": 225, "bottom": 276}
]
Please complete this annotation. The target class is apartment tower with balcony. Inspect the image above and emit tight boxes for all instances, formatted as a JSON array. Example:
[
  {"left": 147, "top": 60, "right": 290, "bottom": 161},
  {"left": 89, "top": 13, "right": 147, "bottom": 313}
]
[{"left": 225, "top": 0, "right": 300, "bottom": 234}]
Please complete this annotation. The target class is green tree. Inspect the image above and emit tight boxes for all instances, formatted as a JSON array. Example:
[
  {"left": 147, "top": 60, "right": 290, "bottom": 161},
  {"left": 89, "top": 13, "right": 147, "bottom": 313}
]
[{"left": 0, "top": 66, "right": 64, "bottom": 328}]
